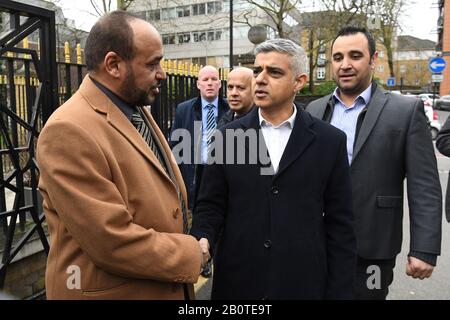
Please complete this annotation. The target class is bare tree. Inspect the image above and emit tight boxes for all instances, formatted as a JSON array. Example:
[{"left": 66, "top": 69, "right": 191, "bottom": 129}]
[
  {"left": 236, "top": 0, "right": 302, "bottom": 38},
  {"left": 371, "top": 0, "right": 408, "bottom": 78}
]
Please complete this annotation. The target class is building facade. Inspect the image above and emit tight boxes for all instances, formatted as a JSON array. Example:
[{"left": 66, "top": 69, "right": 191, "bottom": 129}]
[
  {"left": 438, "top": 0, "right": 450, "bottom": 95},
  {"left": 128, "top": 0, "right": 302, "bottom": 68}
]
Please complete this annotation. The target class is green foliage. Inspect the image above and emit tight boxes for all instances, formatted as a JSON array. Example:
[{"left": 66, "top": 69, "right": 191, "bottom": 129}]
[{"left": 299, "top": 81, "right": 336, "bottom": 96}]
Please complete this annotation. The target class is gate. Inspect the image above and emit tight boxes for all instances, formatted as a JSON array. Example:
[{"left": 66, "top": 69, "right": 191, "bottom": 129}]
[{"left": 0, "top": 0, "right": 58, "bottom": 297}]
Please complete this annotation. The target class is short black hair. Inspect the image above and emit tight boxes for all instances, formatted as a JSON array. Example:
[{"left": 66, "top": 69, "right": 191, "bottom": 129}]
[
  {"left": 332, "top": 26, "right": 376, "bottom": 57},
  {"left": 85, "top": 11, "right": 138, "bottom": 71}
]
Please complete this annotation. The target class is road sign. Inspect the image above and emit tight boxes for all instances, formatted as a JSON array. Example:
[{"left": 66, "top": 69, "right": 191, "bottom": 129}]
[
  {"left": 429, "top": 57, "right": 447, "bottom": 73},
  {"left": 387, "top": 77, "right": 395, "bottom": 86},
  {"left": 432, "top": 74, "right": 444, "bottom": 82}
]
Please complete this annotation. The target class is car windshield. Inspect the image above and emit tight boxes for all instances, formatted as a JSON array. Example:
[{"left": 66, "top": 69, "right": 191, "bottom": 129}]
[{"left": 444, "top": 96, "right": 450, "bottom": 100}]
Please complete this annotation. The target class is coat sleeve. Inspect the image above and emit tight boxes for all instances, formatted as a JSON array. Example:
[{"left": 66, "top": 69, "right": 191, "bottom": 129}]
[
  {"left": 37, "top": 119, "right": 201, "bottom": 283},
  {"left": 323, "top": 132, "right": 357, "bottom": 299},
  {"left": 436, "top": 115, "right": 450, "bottom": 156},
  {"left": 189, "top": 161, "right": 228, "bottom": 254},
  {"left": 406, "top": 99, "right": 442, "bottom": 255}
]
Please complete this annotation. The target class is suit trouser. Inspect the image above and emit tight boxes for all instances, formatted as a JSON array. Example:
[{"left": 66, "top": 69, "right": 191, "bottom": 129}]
[{"left": 354, "top": 256, "right": 396, "bottom": 300}]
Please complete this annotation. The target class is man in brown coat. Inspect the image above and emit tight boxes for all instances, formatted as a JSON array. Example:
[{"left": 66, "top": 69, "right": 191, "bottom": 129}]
[{"left": 37, "top": 11, "right": 207, "bottom": 300}]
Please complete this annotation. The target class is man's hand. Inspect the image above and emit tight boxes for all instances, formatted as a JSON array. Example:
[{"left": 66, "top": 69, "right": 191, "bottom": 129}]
[
  {"left": 199, "top": 238, "right": 211, "bottom": 269},
  {"left": 406, "top": 256, "right": 434, "bottom": 279}
]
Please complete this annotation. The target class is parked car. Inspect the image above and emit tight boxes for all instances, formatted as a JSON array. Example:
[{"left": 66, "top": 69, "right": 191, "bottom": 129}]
[
  {"left": 435, "top": 95, "right": 450, "bottom": 111},
  {"left": 423, "top": 100, "right": 441, "bottom": 140},
  {"left": 418, "top": 93, "right": 440, "bottom": 108}
]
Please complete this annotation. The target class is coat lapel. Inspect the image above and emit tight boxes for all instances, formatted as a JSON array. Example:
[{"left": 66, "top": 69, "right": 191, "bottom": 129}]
[
  {"left": 143, "top": 108, "right": 188, "bottom": 205},
  {"left": 352, "top": 88, "right": 388, "bottom": 163},
  {"left": 239, "top": 107, "right": 271, "bottom": 168},
  {"left": 276, "top": 109, "right": 315, "bottom": 178},
  {"left": 79, "top": 76, "right": 173, "bottom": 185}
]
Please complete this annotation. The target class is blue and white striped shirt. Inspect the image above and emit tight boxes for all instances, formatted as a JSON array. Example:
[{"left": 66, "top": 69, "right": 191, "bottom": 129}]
[{"left": 330, "top": 84, "right": 372, "bottom": 164}]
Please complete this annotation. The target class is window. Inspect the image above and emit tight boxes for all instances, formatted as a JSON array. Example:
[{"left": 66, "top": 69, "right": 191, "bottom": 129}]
[
  {"left": 162, "top": 34, "right": 175, "bottom": 45},
  {"left": 193, "top": 3, "right": 206, "bottom": 15},
  {"left": 177, "top": 6, "right": 190, "bottom": 17},
  {"left": 161, "top": 8, "right": 176, "bottom": 20},
  {"left": 215, "top": 30, "right": 222, "bottom": 40},
  {"left": 148, "top": 9, "right": 160, "bottom": 21},
  {"left": 178, "top": 33, "right": 191, "bottom": 44},
  {"left": 208, "top": 31, "right": 215, "bottom": 41},
  {"left": 317, "top": 67, "right": 326, "bottom": 80},
  {"left": 317, "top": 53, "right": 326, "bottom": 66},
  {"left": 207, "top": 1, "right": 222, "bottom": 14},
  {"left": 378, "top": 65, "right": 384, "bottom": 72},
  {"left": 193, "top": 31, "right": 207, "bottom": 42},
  {"left": 379, "top": 50, "right": 384, "bottom": 58}
]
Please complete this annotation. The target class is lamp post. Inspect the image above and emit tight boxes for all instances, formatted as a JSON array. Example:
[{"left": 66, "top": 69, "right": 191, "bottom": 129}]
[{"left": 230, "top": 0, "right": 233, "bottom": 69}]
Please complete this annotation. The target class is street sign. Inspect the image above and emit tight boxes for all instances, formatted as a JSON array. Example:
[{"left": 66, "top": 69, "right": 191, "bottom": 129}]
[
  {"left": 387, "top": 77, "right": 395, "bottom": 86},
  {"left": 429, "top": 57, "right": 447, "bottom": 73},
  {"left": 432, "top": 74, "right": 444, "bottom": 82}
]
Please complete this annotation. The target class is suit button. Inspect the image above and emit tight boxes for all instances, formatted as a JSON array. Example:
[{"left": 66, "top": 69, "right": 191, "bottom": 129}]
[
  {"left": 264, "top": 240, "right": 272, "bottom": 249},
  {"left": 173, "top": 207, "right": 180, "bottom": 218},
  {"left": 271, "top": 187, "right": 279, "bottom": 195}
]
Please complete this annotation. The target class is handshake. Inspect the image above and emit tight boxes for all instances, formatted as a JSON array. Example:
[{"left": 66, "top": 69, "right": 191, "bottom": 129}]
[{"left": 199, "top": 238, "right": 211, "bottom": 271}]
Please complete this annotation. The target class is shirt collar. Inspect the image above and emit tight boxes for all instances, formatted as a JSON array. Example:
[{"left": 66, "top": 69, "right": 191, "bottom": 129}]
[
  {"left": 90, "top": 76, "right": 136, "bottom": 120},
  {"left": 201, "top": 96, "right": 219, "bottom": 109},
  {"left": 259, "top": 104, "right": 297, "bottom": 129},
  {"left": 333, "top": 83, "right": 373, "bottom": 108}
]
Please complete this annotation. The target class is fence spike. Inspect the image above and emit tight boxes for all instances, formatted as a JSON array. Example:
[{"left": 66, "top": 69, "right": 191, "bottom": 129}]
[
  {"left": 64, "top": 41, "right": 70, "bottom": 63},
  {"left": 76, "top": 43, "right": 82, "bottom": 64}
]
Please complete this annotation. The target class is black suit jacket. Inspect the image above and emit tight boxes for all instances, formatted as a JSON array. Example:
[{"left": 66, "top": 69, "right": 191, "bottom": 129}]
[
  {"left": 169, "top": 96, "right": 229, "bottom": 210},
  {"left": 191, "top": 107, "right": 356, "bottom": 299},
  {"left": 306, "top": 86, "right": 442, "bottom": 260},
  {"left": 435, "top": 115, "right": 450, "bottom": 223}
]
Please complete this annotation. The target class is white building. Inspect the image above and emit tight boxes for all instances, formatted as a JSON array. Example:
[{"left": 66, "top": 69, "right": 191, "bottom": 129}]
[{"left": 128, "top": 0, "right": 302, "bottom": 67}]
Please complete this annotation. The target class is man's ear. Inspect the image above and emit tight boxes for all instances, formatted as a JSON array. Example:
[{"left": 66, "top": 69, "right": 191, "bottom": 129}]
[
  {"left": 104, "top": 52, "right": 123, "bottom": 79},
  {"left": 294, "top": 74, "right": 307, "bottom": 93},
  {"left": 370, "top": 51, "right": 379, "bottom": 70}
]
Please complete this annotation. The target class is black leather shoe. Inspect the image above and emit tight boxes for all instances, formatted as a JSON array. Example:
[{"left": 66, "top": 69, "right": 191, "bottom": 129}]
[{"left": 201, "top": 261, "right": 212, "bottom": 278}]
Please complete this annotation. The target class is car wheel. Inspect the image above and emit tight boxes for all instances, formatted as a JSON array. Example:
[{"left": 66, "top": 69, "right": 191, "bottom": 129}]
[{"left": 430, "top": 128, "right": 439, "bottom": 140}]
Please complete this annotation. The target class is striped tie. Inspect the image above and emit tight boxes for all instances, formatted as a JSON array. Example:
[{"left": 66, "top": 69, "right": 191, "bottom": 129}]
[
  {"left": 131, "top": 109, "right": 189, "bottom": 233},
  {"left": 131, "top": 110, "right": 167, "bottom": 171},
  {"left": 205, "top": 104, "right": 216, "bottom": 157}
]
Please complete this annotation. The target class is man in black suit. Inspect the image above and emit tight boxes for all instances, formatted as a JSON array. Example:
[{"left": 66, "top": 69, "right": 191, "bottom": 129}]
[
  {"left": 218, "top": 67, "right": 254, "bottom": 128},
  {"left": 191, "top": 38, "right": 356, "bottom": 299},
  {"left": 170, "top": 65, "right": 229, "bottom": 213},
  {"left": 170, "top": 65, "right": 228, "bottom": 277},
  {"left": 306, "top": 26, "right": 442, "bottom": 300},
  {"left": 435, "top": 117, "right": 450, "bottom": 223}
]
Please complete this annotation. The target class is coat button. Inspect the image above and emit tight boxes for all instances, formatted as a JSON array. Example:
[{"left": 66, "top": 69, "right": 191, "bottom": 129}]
[
  {"left": 173, "top": 207, "right": 180, "bottom": 218},
  {"left": 271, "top": 187, "right": 279, "bottom": 195},
  {"left": 264, "top": 240, "right": 272, "bottom": 249}
]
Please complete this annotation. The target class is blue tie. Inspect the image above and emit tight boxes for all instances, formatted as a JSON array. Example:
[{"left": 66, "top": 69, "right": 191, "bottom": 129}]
[{"left": 205, "top": 104, "right": 216, "bottom": 155}]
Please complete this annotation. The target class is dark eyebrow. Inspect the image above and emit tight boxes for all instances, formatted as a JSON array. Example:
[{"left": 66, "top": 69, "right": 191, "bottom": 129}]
[{"left": 266, "top": 66, "right": 284, "bottom": 73}]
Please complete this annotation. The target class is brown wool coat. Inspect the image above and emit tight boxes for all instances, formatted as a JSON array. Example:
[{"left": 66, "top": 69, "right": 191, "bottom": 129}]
[{"left": 37, "top": 76, "right": 201, "bottom": 299}]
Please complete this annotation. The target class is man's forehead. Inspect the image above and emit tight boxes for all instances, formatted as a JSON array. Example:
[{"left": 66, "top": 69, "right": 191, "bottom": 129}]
[{"left": 333, "top": 33, "right": 369, "bottom": 53}]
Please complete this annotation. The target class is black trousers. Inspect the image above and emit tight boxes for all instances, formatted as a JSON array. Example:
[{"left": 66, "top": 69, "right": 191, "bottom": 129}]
[{"left": 354, "top": 256, "right": 396, "bottom": 300}]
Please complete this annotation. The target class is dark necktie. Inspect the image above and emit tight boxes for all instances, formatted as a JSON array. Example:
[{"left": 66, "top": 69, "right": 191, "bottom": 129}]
[
  {"left": 205, "top": 104, "right": 216, "bottom": 156},
  {"left": 131, "top": 109, "right": 189, "bottom": 233}
]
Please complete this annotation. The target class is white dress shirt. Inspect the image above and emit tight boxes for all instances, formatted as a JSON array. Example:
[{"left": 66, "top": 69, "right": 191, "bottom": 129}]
[{"left": 259, "top": 105, "right": 297, "bottom": 173}]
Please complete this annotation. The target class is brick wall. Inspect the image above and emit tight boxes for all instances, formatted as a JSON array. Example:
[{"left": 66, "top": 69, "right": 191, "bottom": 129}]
[{"left": 441, "top": 0, "right": 450, "bottom": 95}]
